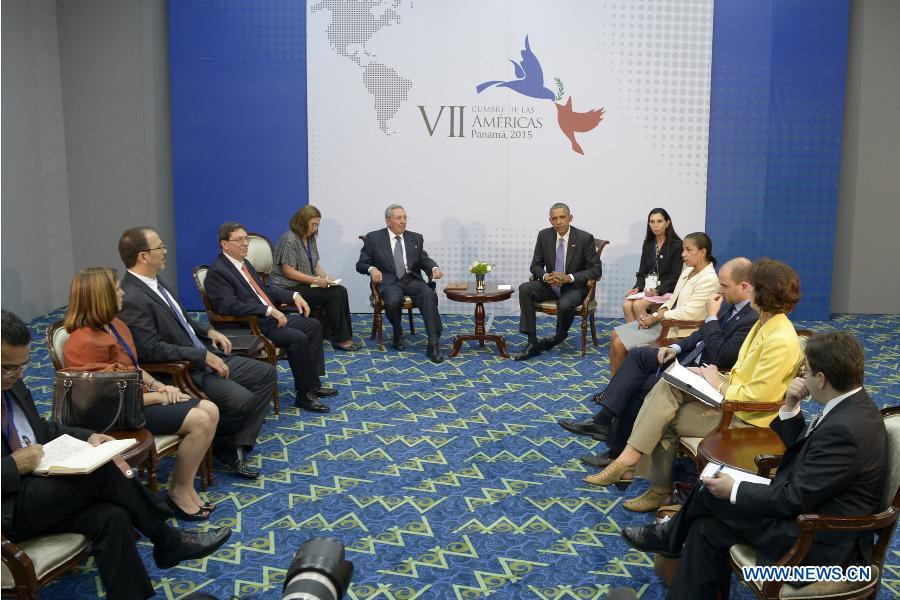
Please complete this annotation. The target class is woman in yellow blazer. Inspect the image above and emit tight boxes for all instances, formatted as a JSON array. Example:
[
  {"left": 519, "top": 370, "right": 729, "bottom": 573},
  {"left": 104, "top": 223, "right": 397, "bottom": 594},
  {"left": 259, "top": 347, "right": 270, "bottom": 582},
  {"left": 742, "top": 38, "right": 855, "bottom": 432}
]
[
  {"left": 609, "top": 232, "right": 721, "bottom": 374},
  {"left": 585, "top": 258, "right": 802, "bottom": 512}
]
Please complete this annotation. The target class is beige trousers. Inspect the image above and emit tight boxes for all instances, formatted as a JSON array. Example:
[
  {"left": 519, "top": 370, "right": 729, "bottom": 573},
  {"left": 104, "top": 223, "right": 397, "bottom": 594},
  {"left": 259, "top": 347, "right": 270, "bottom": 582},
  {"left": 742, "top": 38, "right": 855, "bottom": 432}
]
[{"left": 626, "top": 379, "right": 722, "bottom": 488}]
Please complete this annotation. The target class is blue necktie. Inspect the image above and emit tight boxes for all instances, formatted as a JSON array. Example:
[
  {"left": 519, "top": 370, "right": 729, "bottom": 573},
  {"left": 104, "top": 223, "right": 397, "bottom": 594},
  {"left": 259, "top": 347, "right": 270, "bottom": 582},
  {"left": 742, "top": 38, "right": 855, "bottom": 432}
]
[
  {"left": 552, "top": 237, "right": 565, "bottom": 297},
  {"left": 159, "top": 285, "right": 206, "bottom": 350},
  {"left": 393, "top": 235, "right": 406, "bottom": 278},
  {"left": 680, "top": 305, "right": 740, "bottom": 366}
]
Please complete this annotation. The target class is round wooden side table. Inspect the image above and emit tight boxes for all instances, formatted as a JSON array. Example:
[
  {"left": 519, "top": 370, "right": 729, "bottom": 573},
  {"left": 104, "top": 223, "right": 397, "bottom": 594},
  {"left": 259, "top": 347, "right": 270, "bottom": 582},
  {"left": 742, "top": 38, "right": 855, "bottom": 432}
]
[{"left": 443, "top": 283, "right": 514, "bottom": 358}]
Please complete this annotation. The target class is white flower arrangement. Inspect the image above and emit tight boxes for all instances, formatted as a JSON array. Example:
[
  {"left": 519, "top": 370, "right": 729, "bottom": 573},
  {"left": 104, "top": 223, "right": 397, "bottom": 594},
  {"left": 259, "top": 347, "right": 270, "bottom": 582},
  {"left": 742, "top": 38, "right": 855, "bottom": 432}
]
[{"left": 468, "top": 261, "right": 492, "bottom": 275}]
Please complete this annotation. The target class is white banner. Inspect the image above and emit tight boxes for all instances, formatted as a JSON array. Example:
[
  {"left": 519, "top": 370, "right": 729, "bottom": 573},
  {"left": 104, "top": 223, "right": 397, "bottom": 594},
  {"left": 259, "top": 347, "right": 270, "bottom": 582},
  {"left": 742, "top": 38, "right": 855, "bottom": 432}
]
[{"left": 308, "top": 0, "right": 713, "bottom": 316}]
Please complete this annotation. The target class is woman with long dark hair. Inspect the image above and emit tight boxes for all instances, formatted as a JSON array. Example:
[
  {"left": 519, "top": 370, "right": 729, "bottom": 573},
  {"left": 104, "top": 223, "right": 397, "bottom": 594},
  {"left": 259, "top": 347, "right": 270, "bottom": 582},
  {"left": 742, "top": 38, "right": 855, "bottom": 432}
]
[{"left": 623, "top": 208, "right": 683, "bottom": 322}]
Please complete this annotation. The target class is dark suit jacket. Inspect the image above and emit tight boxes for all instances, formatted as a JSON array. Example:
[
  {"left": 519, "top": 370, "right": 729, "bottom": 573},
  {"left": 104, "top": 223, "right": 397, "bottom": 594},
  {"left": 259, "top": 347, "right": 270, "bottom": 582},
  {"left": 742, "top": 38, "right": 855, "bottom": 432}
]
[
  {"left": 119, "top": 271, "right": 212, "bottom": 371},
  {"left": 355, "top": 229, "right": 438, "bottom": 292},
  {"left": 2, "top": 380, "right": 93, "bottom": 532},
  {"left": 735, "top": 389, "right": 887, "bottom": 566},
  {"left": 677, "top": 302, "right": 758, "bottom": 369},
  {"left": 633, "top": 237, "right": 683, "bottom": 295},
  {"left": 204, "top": 253, "right": 296, "bottom": 318},
  {"left": 529, "top": 226, "right": 602, "bottom": 292}
]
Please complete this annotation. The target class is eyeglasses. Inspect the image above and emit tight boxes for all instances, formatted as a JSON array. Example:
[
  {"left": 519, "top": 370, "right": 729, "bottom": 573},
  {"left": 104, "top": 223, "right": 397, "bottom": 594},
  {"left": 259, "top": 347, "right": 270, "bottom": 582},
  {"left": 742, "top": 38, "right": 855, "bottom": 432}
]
[
  {"left": 227, "top": 236, "right": 250, "bottom": 245},
  {"left": 1, "top": 362, "right": 28, "bottom": 377},
  {"left": 142, "top": 245, "right": 166, "bottom": 253}
]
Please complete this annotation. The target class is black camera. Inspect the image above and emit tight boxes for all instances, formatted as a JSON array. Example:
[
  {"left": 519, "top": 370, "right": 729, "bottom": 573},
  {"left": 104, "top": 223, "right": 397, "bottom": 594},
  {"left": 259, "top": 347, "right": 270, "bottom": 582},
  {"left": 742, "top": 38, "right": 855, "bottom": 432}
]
[{"left": 282, "top": 537, "right": 354, "bottom": 600}]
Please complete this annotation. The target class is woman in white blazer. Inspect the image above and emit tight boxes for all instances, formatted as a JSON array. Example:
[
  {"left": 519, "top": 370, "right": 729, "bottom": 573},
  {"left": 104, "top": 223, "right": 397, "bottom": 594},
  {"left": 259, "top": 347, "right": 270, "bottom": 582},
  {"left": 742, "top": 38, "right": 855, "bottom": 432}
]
[{"left": 608, "top": 232, "right": 720, "bottom": 375}]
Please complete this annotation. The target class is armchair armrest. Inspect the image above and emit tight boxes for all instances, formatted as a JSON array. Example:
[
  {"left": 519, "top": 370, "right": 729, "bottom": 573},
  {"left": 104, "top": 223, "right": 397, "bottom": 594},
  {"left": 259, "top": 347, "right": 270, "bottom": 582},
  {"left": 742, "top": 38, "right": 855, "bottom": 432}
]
[
  {"left": 207, "top": 311, "right": 263, "bottom": 335},
  {"left": 796, "top": 507, "right": 897, "bottom": 533},
  {"left": 754, "top": 453, "right": 783, "bottom": 478},
  {"left": 141, "top": 360, "right": 207, "bottom": 400},
  {"left": 658, "top": 318, "right": 704, "bottom": 346},
  {"left": 2, "top": 533, "right": 38, "bottom": 591}
]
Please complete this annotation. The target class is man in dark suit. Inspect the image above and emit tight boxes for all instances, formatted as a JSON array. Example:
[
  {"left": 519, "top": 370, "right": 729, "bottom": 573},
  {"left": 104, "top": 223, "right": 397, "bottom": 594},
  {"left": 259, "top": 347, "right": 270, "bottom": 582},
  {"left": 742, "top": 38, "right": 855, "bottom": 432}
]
[
  {"left": 560, "top": 258, "right": 756, "bottom": 496},
  {"left": 621, "top": 331, "right": 887, "bottom": 599},
  {"left": 204, "top": 221, "right": 336, "bottom": 414},
  {"left": 515, "top": 203, "right": 602, "bottom": 360},
  {"left": 1, "top": 310, "right": 230, "bottom": 600},
  {"left": 356, "top": 204, "right": 445, "bottom": 363},
  {"left": 117, "top": 226, "right": 275, "bottom": 479}
]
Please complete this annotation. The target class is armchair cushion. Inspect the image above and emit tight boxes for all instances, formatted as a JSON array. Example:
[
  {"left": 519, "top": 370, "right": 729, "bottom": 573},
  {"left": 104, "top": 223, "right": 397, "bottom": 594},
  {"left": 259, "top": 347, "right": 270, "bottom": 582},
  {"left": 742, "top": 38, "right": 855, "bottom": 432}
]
[
  {"left": 882, "top": 412, "right": 900, "bottom": 512},
  {"left": 154, "top": 434, "right": 181, "bottom": 454},
  {"left": 1, "top": 533, "right": 88, "bottom": 589},
  {"left": 728, "top": 544, "right": 880, "bottom": 598},
  {"left": 246, "top": 234, "right": 274, "bottom": 275}
]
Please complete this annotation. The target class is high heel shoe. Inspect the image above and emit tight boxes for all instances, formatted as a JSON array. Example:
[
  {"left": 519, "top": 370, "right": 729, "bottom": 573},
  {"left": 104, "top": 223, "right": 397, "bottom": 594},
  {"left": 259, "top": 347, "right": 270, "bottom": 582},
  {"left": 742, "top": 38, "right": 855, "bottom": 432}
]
[
  {"left": 583, "top": 460, "right": 634, "bottom": 487},
  {"left": 623, "top": 486, "right": 669, "bottom": 512},
  {"left": 164, "top": 492, "right": 211, "bottom": 522}
]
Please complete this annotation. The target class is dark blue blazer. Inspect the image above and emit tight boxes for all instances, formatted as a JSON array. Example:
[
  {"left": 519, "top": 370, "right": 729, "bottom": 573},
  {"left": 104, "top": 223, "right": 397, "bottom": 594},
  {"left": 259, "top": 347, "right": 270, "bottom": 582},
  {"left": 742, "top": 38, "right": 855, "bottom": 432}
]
[
  {"left": 529, "top": 226, "right": 602, "bottom": 291},
  {"left": 204, "top": 253, "right": 296, "bottom": 318},
  {"left": 677, "top": 301, "right": 758, "bottom": 370},
  {"left": 355, "top": 229, "right": 438, "bottom": 292},
  {"left": 736, "top": 389, "right": 886, "bottom": 567}
]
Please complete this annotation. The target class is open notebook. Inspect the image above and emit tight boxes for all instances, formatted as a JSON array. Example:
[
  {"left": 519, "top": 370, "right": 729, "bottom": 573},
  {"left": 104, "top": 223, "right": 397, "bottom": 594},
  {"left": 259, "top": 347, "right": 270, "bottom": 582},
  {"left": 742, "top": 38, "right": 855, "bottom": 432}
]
[
  {"left": 701, "top": 461, "right": 772, "bottom": 487},
  {"left": 34, "top": 435, "right": 137, "bottom": 475}
]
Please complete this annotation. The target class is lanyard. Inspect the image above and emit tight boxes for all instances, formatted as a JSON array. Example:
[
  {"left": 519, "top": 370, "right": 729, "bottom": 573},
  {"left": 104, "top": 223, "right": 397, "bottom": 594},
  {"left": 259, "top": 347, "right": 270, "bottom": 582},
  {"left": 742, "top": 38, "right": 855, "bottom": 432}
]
[
  {"left": 651, "top": 240, "right": 663, "bottom": 274},
  {"left": 108, "top": 322, "right": 139, "bottom": 367},
  {"left": 302, "top": 238, "right": 315, "bottom": 271}
]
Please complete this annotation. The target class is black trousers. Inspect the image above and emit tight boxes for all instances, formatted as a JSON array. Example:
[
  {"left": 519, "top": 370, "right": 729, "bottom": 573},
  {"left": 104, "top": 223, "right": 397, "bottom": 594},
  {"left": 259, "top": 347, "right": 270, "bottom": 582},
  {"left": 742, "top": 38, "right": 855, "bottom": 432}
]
[
  {"left": 190, "top": 354, "right": 275, "bottom": 449},
  {"left": 260, "top": 313, "right": 324, "bottom": 393},
  {"left": 598, "top": 347, "right": 668, "bottom": 453},
  {"left": 665, "top": 485, "right": 798, "bottom": 599},
  {"left": 287, "top": 284, "right": 354, "bottom": 343},
  {"left": 8, "top": 463, "right": 171, "bottom": 600},
  {"left": 380, "top": 276, "right": 442, "bottom": 340},
  {"left": 517, "top": 280, "right": 584, "bottom": 338}
]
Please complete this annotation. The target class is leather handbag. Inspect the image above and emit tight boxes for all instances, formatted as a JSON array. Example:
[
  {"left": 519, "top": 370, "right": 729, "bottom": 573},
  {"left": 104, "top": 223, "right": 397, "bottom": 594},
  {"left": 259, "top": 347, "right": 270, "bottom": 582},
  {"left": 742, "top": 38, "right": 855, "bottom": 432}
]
[{"left": 52, "top": 370, "right": 146, "bottom": 432}]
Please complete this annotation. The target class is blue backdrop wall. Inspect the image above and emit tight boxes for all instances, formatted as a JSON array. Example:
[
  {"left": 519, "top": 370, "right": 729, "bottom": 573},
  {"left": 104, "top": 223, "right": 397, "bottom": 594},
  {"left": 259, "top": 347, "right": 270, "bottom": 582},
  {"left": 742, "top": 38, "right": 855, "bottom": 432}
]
[
  {"left": 169, "top": 0, "right": 848, "bottom": 320},
  {"left": 169, "top": 2, "right": 309, "bottom": 309}
]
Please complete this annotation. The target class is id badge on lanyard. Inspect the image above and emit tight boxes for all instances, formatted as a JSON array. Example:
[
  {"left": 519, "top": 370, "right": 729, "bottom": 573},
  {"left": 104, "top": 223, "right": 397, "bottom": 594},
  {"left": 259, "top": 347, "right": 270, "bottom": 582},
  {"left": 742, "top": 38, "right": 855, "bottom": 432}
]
[{"left": 645, "top": 274, "right": 659, "bottom": 291}]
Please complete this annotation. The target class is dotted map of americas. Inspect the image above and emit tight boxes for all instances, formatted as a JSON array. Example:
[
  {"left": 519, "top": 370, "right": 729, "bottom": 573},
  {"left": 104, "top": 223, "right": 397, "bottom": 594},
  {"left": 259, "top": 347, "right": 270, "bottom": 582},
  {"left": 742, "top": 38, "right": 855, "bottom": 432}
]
[{"left": 311, "top": 0, "right": 413, "bottom": 135}]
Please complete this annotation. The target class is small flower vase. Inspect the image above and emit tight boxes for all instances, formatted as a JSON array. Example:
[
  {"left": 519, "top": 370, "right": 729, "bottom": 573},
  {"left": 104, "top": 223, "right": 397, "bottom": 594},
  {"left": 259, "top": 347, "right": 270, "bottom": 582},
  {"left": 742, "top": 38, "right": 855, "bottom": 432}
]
[{"left": 475, "top": 273, "right": 486, "bottom": 292}]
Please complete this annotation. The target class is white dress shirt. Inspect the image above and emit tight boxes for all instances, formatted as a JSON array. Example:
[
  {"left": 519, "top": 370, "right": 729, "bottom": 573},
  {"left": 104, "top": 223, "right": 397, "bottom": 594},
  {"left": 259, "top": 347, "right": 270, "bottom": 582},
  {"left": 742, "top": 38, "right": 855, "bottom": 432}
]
[{"left": 543, "top": 230, "right": 575, "bottom": 283}]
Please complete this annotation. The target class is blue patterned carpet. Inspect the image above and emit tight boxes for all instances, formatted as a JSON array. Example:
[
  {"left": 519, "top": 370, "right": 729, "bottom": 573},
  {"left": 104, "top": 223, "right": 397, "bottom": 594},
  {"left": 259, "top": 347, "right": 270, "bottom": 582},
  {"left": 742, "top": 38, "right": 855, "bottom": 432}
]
[{"left": 19, "top": 311, "right": 900, "bottom": 599}]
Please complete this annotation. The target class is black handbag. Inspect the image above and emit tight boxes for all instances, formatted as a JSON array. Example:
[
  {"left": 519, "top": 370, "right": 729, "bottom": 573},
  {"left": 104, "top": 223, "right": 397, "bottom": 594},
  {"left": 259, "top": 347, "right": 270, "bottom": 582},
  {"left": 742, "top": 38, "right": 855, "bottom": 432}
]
[{"left": 52, "top": 370, "right": 146, "bottom": 432}]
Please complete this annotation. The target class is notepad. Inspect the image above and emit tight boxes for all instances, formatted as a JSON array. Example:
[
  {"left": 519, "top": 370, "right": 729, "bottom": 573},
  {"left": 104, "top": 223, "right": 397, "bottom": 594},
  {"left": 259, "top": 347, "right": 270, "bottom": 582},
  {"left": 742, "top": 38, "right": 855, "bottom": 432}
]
[
  {"left": 310, "top": 278, "right": 341, "bottom": 288},
  {"left": 445, "top": 282, "right": 469, "bottom": 290},
  {"left": 662, "top": 361, "right": 724, "bottom": 407},
  {"left": 497, "top": 284, "right": 512, "bottom": 290},
  {"left": 700, "top": 461, "right": 772, "bottom": 486},
  {"left": 34, "top": 435, "right": 138, "bottom": 475}
]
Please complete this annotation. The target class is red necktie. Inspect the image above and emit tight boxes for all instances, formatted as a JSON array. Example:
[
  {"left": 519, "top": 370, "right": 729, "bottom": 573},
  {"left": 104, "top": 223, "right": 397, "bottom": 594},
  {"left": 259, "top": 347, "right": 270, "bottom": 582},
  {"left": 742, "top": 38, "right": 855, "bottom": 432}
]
[
  {"left": 241, "top": 263, "right": 274, "bottom": 308},
  {"left": 2, "top": 393, "right": 22, "bottom": 451}
]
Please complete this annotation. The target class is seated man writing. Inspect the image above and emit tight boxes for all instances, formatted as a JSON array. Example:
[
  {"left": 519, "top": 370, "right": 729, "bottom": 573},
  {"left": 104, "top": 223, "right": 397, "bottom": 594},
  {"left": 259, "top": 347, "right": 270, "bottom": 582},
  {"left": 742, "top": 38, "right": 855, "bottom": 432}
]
[
  {"left": 0, "top": 310, "right": 231, "bottom": 600},
  {"left": 621, "top": 331, "right": 887, "bottom": 599}
]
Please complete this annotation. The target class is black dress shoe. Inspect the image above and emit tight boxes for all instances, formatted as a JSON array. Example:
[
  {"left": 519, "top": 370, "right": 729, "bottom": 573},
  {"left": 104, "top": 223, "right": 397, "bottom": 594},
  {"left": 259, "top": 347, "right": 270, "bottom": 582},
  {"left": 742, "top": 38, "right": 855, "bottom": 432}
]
[
  {"left": 514, "top": 343, "right": 541, "bottom": 361},
  {"left": 538, "top": 336, "right": 564, "bottom": 351},
  {"left": 426, "top": 342, "right": 444, "bottom": 363},
  {"left": 392, "top": 335, "right": 405, "bottom": 350},
  {"left": 591, "top": 389, "right": 606, "bottom": 404},
  {"left": 295, "top": 391, "right": 330, "bottom": 413},
  {"left": 153, "top": 527, "right": 232, "bottom": 569},
  {"left": 312, "top": 386, "right": 339, "bottom": 397},
  {"left": 580, "top": 451, "right": 616, "bottom": 468},
  {"left": 332, "top": 341, "right": 361, "bottom": 352},
  {"left": 557, "top": 418, "right": 610, "bottom": 440},
  {"left": 215, "top": 448, "right": 259, "bottom": 479},
  {"left": 621, "top": 520, "right": 680, "bottom": 558}
]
